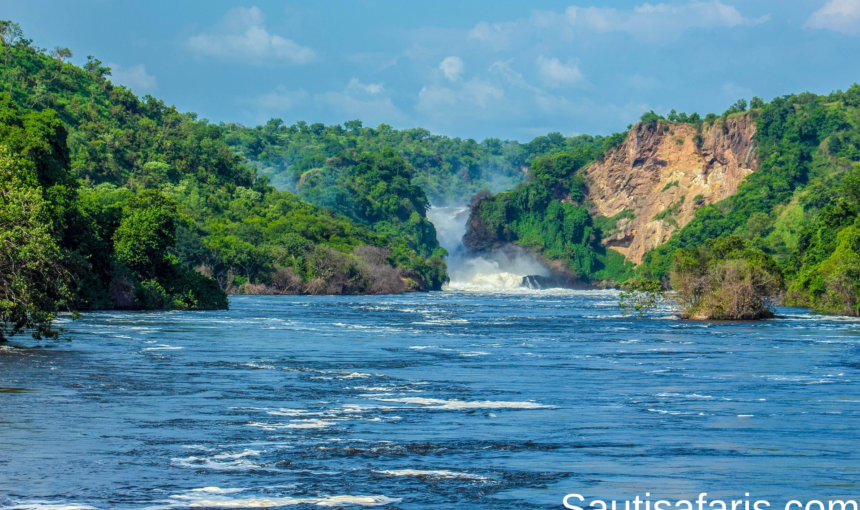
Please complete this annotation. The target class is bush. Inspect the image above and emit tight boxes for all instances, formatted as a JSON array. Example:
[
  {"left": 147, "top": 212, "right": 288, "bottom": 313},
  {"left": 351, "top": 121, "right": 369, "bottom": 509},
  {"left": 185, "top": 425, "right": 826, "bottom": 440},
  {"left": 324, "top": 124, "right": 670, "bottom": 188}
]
[{"left": 670, "top": 236, "right": 783, "bottom": 320}]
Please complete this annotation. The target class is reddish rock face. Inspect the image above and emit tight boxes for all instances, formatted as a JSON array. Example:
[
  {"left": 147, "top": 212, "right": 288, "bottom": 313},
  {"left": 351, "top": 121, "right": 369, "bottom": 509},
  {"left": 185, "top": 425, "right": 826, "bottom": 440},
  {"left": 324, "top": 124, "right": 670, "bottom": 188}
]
[{"left": 584, "top": 115, "right": 758, "bottom": 264}]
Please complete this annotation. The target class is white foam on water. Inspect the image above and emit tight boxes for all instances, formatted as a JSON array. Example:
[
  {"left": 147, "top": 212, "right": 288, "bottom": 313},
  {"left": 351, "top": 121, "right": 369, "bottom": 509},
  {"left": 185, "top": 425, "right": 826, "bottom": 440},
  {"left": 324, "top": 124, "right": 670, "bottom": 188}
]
[
  {"left": 369, "top": 397, "right": 553, "bottom": 410},
  {"left": 444, "top": 272, "right": 527, "bottom": 292},
  {"left": 2, "top": 503, "right": 97, "bottom": 510},
  {"left": 191, "top": 488, "right": 245, "bottom": 494},
  {"left": 247, "top": 419, "right": 335, "bottom": 430},
  {"left": 212, "top": 449, "right": 261, "bottom": 459},
  {"left": 171, "top": 450, "right": 265, "bottom": 471},
  {"left": 243, "top": 362, "right": 275, "bottom": 370},
  {"left": 336, "top": 372, "right": 379, "bottom": 379},
  {"left": 141, "top": 345, "right": 183, "bottom": 351},
  {"left": 375, "top": 469, "right": 487, "bottom": 480},
  {"left": 164, "top": 489, "right": 400, "bottom": 508}
]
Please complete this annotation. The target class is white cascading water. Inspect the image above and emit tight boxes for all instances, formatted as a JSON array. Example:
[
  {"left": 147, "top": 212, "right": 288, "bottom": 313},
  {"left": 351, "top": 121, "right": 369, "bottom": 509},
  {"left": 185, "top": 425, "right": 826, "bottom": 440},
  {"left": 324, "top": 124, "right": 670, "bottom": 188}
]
[{"left": 426, "top": 206, "right": 549, "bottom": 291}]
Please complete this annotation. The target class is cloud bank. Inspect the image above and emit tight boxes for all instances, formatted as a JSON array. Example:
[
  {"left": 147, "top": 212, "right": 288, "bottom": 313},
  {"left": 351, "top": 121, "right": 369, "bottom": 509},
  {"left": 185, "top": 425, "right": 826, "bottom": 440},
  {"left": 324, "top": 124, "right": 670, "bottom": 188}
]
[
  {"left": 468, "top": 1, "right": 769, "bottom": 48},
  {"left": 805, "top": 0, "right": 860, "bottom": 35},
  {"left": 187, "top": 6, "right": 316, "bottom": 65},
  {"left": 108, "top": 63, "right": 157, "bottom": 92}
]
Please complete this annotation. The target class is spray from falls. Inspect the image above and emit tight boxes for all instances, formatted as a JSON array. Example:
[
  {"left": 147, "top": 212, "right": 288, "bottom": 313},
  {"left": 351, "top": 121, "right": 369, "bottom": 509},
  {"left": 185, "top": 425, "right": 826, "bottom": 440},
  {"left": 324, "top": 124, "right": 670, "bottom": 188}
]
[{"left": 427, "top": 206, "right": 549, "bottom": 291}]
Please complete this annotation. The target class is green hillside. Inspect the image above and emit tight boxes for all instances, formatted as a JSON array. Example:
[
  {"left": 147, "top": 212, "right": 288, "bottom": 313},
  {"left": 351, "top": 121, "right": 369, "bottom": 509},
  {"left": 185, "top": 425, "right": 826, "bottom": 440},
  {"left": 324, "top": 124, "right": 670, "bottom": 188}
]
[
  {"left": 465, "top": 89, "right": 860, "bottom": 315},
  {"left": 638, "top": 87, "right": 860, "bottom": 315},
  {"left": 0, "top": 23, "right": 446, "bottom": 339}
]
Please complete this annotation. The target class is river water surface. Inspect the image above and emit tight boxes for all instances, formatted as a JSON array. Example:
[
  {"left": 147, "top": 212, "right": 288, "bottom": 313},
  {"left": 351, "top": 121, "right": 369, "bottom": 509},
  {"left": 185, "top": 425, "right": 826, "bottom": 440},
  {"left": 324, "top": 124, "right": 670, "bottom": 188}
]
[{"left": 2, "top": 292, "right": 860, "bottom": 509}]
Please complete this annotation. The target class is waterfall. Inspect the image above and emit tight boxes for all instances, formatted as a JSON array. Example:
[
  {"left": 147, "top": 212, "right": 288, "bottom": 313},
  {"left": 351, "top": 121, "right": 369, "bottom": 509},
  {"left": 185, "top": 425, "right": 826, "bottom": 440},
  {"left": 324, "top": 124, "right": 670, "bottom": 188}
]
[{"left": 427, "top": 206, "right": 549, "bottom": 291}]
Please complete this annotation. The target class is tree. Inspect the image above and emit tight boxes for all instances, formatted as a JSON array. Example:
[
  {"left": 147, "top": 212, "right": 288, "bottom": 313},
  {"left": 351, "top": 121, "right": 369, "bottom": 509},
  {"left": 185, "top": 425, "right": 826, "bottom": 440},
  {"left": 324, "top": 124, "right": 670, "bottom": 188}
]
[
  {"left": 50, "top": 46, "right": 73, "bottom": 64},
  {"left": 0, "top": 20, "right": 24, "bottom": 84},
  {"left": 344, "top": 119, "right": 363, "bottom": 132},
  {"left": 0, "top": 146, "right": 73, "bottom": 340},
  {"left": 84, "top": 55, "right": 111, "bottom": 81},
  {"left": 670, "top": 236, "right": 783, "bottom": 320},
  {"left": 731, "top": 99, "right": 748, "bottom": 113},
  {"left": 113, "top": 190, "right": 178, "bottom": 276},
  {"left": 0, "top": 20, "right": 23, "bottom": 47},
  {"left": 640, "top": 110, "right": 665, "bottom": 128}
]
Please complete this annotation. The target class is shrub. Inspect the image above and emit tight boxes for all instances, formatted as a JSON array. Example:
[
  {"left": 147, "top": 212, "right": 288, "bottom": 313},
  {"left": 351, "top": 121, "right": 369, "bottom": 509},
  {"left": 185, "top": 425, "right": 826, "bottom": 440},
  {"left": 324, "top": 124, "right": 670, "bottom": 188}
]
[{"left": 670, "top": 236, "right": 783, "bottom": 320}]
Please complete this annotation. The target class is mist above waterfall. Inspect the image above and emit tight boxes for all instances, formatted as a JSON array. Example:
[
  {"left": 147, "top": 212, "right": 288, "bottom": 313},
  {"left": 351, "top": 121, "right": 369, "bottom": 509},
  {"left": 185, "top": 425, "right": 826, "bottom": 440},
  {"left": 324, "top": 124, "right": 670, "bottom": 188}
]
[{"left": 427, "top": 206, "right": 548, "bottom": 291}]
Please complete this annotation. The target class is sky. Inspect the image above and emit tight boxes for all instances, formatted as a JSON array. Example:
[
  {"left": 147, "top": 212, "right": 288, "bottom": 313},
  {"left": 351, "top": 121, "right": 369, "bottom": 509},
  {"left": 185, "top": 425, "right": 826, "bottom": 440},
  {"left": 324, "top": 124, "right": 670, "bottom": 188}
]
[{"left": 6, "top": 0, "right": 860, "bottom": 141}]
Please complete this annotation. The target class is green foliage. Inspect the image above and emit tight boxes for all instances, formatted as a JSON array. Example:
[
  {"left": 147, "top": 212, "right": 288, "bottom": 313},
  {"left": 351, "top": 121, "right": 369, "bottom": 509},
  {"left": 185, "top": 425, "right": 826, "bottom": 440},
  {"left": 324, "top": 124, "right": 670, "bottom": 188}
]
[
  {"left": 0, "top": 145, "right": 73, "bottom": 340},
  {"left": 598, "top": 131, "right": 629, "bottom": 157},
  {"left": 468, "top": 149, "right": 633, "bottom": 283},
  {"left": 222, "top": 116, "right": 614, "bottom": 205},
  {"left": 593, "top": 209, "right": 635, "bottom": 236},
  {"left": 113, "top": 190, "right": 178, "bottom": 275},
  {"left": 652, "top": 196, "right": 685, "bottom": 226},
  {"left": 640, "top": 110, "right": 666, "bottom": 128},
  {"left": 661, "top": 181, "right": 679, "bottom": 192},
  {"left": 785, "top": 165, "right": 860, "bottom": 315},
  {"left": 670, "top": 236, "right": 783, "bottom": 320},
  {"left": 725, "top": 99, "right": 748, "bottom": 115}
]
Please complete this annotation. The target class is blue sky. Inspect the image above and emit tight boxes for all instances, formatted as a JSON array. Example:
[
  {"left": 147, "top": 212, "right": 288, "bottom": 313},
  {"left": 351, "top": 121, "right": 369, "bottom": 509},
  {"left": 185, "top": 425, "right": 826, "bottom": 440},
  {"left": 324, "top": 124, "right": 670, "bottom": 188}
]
[{"left": 7, "top": 0, "right": 860, "bottom": 141}]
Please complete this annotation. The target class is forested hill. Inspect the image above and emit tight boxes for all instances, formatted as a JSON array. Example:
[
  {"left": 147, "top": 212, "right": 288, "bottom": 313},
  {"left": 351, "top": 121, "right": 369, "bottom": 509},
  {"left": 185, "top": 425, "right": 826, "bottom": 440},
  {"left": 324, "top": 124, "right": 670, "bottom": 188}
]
[
  {"left": 464, "top": 90, "right": 860, "bottom": 316},
  {"left": 222, "top": 119, "right": 619, "bottom": 205},
  {"left": 637, "top": 87, "right": 860, "bottom": 315},
  {"left": 0, "top": 22, "right": 446, "bottom": 340}
]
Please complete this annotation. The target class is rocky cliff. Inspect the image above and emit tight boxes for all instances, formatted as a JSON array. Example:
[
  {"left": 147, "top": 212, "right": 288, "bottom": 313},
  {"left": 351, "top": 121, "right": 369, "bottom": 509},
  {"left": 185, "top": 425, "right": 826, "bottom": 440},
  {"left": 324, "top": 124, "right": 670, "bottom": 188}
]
[{"left": 584, "top": 115, "right": 757, "bottom": 264}]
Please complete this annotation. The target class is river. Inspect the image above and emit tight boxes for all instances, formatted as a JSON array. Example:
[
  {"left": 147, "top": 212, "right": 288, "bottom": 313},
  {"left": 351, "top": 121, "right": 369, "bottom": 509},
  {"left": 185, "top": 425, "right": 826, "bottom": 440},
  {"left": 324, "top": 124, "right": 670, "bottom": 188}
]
[{"left": 2, "top": 292, "right": 859, "bottom": 509}]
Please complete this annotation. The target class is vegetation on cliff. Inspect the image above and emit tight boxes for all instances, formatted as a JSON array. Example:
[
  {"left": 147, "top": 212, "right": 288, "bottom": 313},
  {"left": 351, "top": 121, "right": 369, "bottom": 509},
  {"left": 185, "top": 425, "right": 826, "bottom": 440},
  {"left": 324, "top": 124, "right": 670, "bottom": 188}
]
[
  {"left": 464, "top": 144, "right": 634, "bottom": 284},
  {"left": 636, "top": 86, "right": 860, "bottom": 316},
  {"left": 465, "top": 87, "right": 860, "bottom": 318}
]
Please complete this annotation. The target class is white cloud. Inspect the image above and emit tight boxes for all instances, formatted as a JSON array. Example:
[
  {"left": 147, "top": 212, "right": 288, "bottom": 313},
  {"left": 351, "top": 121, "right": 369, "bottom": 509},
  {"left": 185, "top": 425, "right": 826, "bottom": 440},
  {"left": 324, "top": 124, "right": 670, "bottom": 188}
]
[
  {"left": 468, "top": 1, "right": 769, "bottom": 47},
  {"left": 536, "top": 56, "right": 583, "bottom": 88},
  {"left": 108, "top": 63, "right": 157, "bottom": 92},
  {"left": 438, "top": 56, "right": 465, "bottom": 82},
  {"left": 417, "top": 78, "right": 504, "bottom": 117},
  {"left": 187, "top": 6, "right": 315, "bottom": 65},
  {"left": 488, "top": 60, "right": 543, "bottom": 94},
  {"left": 347, "top": 78, "right": 385, "bottom": 94},
  {"left": 248, "top": 86, "right": 309, "bottom": 111},
  {"left": 467, "top": 21, "right": 517, "bottom": 50},
  {"left": 805, "top": 0, "right": 860, "bottom": 35}
]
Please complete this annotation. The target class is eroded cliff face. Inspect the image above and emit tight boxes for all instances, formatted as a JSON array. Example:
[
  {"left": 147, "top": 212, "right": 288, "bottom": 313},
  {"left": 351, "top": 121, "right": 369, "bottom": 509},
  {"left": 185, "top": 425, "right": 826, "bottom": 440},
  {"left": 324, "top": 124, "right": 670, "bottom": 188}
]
[{"left": 584, "top": 115, "right": 757, "bottom": 264}]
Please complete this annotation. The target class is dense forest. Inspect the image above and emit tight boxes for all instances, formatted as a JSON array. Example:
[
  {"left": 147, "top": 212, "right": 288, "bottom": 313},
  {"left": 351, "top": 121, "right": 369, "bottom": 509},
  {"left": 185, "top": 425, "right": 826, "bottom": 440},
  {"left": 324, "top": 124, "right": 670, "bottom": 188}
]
[
  {"left": 222, "top": 117, "right": 620, "bottom": 205},
  {"left": 0, "top": 22, "right": 447, "bottom": 339}
]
